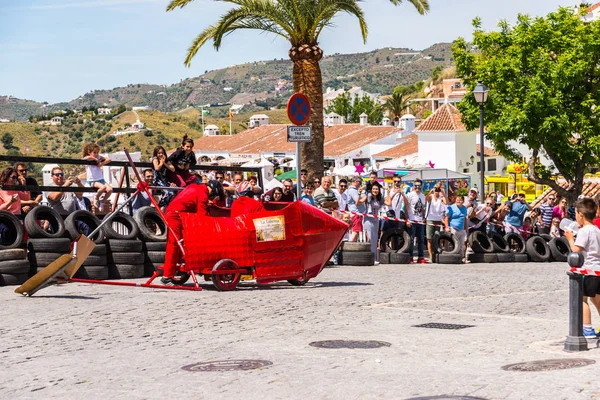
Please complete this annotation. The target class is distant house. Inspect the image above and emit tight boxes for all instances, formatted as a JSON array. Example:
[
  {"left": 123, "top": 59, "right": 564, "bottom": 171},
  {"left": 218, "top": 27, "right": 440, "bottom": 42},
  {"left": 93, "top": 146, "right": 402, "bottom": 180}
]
[
  {"left": 323, "top": 86, "right": 379, "bottom": 108},
  {"left": 230, "top": 104, "right": 244, "bottom": 115},
  {"left": 97, "top": 107, "right": 112, "bottom": 115},
  {"left": 131, "top": 120, "right": 144, "bottom": 129},
  {"left": 204, "top": 124, "right": 220, "bottom": 136},
  {"left": 50, "top": 116, "right": 63, "bottom": 126},
  {"left": 132, "top": 106, "right": 151, "bottom": 111},
  {"left": 0, "top": 118, "right": 10, "bottom": 123},
  {"left": 249, "top": 114, "right": 269, "bottom": 128},
  {"left": 581, "top": 2, "right": 600, "bottom": 22}
]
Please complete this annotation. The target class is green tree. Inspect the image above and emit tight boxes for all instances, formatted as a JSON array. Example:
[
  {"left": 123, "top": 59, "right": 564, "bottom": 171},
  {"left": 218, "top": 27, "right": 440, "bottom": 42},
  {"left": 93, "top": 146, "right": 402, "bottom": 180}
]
[
  {"left": 350, "top": 94, "right": 383, "bottom": 125},
  {"left": 452, "top": 7, "right": 600, "bottom": 203},
  {"left": 1, "top": 133, "right": 17, "bottom": 150},
  {"left": 383, "top": 90, "right": 411, "bottom": 123},
  {"left": 325, "top": 92, "right": 352, "bottom": 121},
  {"left": 167, "top": 0, "right": 429, "bottom": 178}
]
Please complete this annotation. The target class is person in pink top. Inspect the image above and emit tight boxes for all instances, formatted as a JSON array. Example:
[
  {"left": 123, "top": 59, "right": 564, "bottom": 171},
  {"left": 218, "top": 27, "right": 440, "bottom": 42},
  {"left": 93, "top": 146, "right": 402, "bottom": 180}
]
[
  {"left": 0, "top": 167, "right": 30, "bottom": 214},
  {"left": 553, "top": 197, "right": 568, "bottom": 220}
]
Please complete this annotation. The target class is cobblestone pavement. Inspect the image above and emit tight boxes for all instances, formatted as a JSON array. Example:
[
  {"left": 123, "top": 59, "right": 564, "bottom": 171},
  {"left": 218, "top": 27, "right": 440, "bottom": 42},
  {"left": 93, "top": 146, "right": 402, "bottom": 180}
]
[{"left": 2, "top": 261, "right": 600, "bottom": 400}]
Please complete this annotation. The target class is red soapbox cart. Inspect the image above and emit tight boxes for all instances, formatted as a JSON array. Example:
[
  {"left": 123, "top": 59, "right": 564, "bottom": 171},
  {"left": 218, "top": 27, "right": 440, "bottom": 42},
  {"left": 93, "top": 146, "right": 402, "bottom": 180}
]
[{"left": 154, "top": 200, "right": 348, "bottom": 291}]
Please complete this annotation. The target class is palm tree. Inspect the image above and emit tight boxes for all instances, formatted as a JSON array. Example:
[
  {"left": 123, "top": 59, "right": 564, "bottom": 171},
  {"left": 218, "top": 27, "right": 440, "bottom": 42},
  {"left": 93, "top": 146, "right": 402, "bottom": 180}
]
[
  {"left": 383, "top": 91, "right": 411, "bottom": 125},
  {"left": 167, "top": 0, "right": 429, "bottom": 179}
]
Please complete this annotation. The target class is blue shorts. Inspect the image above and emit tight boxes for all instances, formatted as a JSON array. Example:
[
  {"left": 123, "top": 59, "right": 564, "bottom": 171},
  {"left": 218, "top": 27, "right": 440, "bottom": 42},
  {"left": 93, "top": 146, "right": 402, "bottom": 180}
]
[{"left": 89, "top": 179, "right": 106, "bottom": 186}]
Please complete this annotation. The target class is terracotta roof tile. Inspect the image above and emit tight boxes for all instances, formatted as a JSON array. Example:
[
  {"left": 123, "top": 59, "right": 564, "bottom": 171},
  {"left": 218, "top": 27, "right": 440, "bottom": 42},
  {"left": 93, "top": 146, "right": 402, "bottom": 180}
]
[
  {"left": 588, "top": 2, "right": 600, "bottom": 12},
  {"left": 413, "top": 103, "right": 466, "bottom": 132},
  {"left": 373, "top": 134, "right": 418, "bottom": 158},
  {"left": 476, "top": 144, "right": 499, "bottom": 157},
  {"left": 189, "top": 123, "right": 402, "bottom": 157},
  {"left": 531, "top": 181, "right": 600, "bottom": 208}
]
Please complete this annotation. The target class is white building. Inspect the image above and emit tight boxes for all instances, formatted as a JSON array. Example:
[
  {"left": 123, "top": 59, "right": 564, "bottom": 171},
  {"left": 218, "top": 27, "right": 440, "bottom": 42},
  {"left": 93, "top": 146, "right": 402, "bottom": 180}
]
[
  {"left": 0, "top": 118, "right": 10, "bottom": 123},
  {"left": 249, "top": 114, "right": 269, "bottom": 128},
  {"left": 323, "top": 86, "right": 379, "bottom": 108},
  {"left": 131, "top": 120, "right": 144, "bottom": 129},
  {"left": 581, "top": 2, "right": 600, "bottom": 21},
  {"left": 132, "top": 106, "right": 151, "bottom": 111},
  {"left": 204, "top": 124, "right": 220, "bottom": 136},
  {"left": 50, "top": 116, "right": 63, "bottom": 125},
  {"left": 324, "top": 112, "right": 344, "bottom": 126},
  {"left": 97, "top": 107, "right": 112, "bottom": 115}
]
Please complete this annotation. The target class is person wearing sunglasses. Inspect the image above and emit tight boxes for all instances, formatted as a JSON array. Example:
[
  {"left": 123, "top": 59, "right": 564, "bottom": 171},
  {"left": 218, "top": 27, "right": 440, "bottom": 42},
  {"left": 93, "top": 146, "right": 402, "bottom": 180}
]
[
  {"left": 46, "top": 166, "right": 86, "bottom": 217},
  {"left": 424, "top": 182, "right": 448, "bottom": 260},
  {"left": 538, "top": 194, "right": 556, "bottom": 234},
  {"left": 334, "top": 179, "right": 348, "bottom": 218},
  {"left": 0, "top": 167, "right": 30, "bottom": 215},
  {"left": 406, "top": 178, "right": 427, "bottom": 263},
  {"left": 13, "top": 162, "right": 41, "bottom": 214},
  {"left": 552, "top": 197, "right": 568, "bottom": 221},
  {"left": 467, "top": 196, "right": 495, "bottom": 234}
]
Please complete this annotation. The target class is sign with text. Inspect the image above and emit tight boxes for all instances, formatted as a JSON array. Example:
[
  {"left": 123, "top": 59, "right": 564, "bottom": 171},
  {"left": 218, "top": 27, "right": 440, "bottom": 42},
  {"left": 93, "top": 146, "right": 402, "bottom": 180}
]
[{"left": 287, "top": 126, "right": 312, "bottom": 142}]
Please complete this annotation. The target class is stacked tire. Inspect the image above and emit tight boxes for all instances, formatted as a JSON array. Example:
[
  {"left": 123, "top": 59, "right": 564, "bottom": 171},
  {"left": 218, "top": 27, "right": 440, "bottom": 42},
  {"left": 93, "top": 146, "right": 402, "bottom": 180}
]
[
  {"left": 431, "top": 231, "right": 463, "bottom": 264},
  {"left": 379, "top": 228, "right": 411, "bottom": 264},
  {"left": 105, "top": 212, "right": 144, "bottom": 279},
  {"left": 337, "top": 242, "right": 374, "bottom": 266},
  {"left": 133, "top": 207, "right": 167, "bottom": 276},
  {"left": 25, "top": 206, "right": 69, "bottom": 277},
  {"left": 0, "top": 211, "right": 29, "bottom": 286},
  {"left": 67, "top": 210, "right": 108, "bottom": 280}
]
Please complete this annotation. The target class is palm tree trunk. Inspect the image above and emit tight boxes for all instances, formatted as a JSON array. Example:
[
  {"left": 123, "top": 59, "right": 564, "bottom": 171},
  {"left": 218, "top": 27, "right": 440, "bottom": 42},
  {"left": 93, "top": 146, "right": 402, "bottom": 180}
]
[{"left": 290, "top": 44, "right": 324, "bottom": 181}]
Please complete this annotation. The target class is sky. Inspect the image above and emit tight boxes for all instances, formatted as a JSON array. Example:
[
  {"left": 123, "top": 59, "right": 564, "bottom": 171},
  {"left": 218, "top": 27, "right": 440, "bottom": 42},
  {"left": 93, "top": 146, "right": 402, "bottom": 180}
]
[{"left": 0, "top": 0, "right": 575, "bottom": 104}]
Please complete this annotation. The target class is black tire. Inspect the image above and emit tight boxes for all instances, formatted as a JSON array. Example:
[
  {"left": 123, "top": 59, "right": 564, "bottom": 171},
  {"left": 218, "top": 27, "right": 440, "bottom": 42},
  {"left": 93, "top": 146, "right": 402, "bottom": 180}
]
[
  {"left": 24, "top": 206, "right": 65, "bottom": 239},
  {"left": 468, "top": 231, "right": 494, "bottom": 254},
  {"left": 514, "top": 253, "right": 529, "bottom": 263},
  {"left": 108, "top": 252, "right": 144, "bottom": 264},
  {"left": 106, "top": 239, "right": 143, "bottom": 252},
  {"left": 27, "top": 252, "right": 64, "bottom": 269},
  {"left": 91, "top": 244, "right": 107, "bottom": 256},
  {"left": 74, "top": 265, "right": 109, "bottom": 280},
  {"left": 133, "top": 207, "right": 167, "bottom": 242},
  {"left": 390, "top": 252, "right": 411, "bottom": 264},
  {"left": 431, "top": 252, "right": 439, "bottom": 263},
  {"left": 341, "top": 242, "right": 371, "bottom": 252},
  {"left": 288, "top": 275, "right": 310, "bottom": 286},
  {"left": 548, "top": 237, "right": 570, "bottom": 262},
  {"left": 145, "top": 251, "right": 165, "bottom": 264},
  {"left": 0, "top": 273, "right": 28, "bottom": 286},
  {"left": 338, "top": 251, "right": 374, "bottom": 266},
  {"left": 103, "top": 212, "right": 140, "bottom": 240},
  {"left": 379, "top": 252, "right": 391, "bottom": 264},
  {"left": 433, "top": 231, "right": 461, "bottom": 255},
  {"left": 437, "top": 253, "right": 463, "bottom": 264},
  {"left": 142, "top": 241, "right": 166, "bottom": 252},
  {"left": 468, "top": 253, "right": 498, "bottom": 263},
  {"left": 108, "top": 263, "right": 144, "bottom": 279},
  {"left": 27, "top": 238, "right": 72, "bottom": 253},
  {"left": 81, "top": 254, "right": 107, "bottom": 267},
  {"left": 379, "top": 229, "right": 411, "bottom": 253},
  {"left": 211, "top": 259, "right": 241, "bottom": 291},
  {"left": 488, "top": 232, "right": 509, "bottom": 253},
  {"left": 143, "top": 261, "right": 162, "bottom": 277},
  {"left": 496, "top": 252, "right": 516, "bottom": 263},
  {"left": 539, "top": 234, "right": 552, "bottom": 242},
  {"left": 504, "top": 233, "right": 526, "bottom": 254},
  {"left": 526, "top": 236, "right": 551, "bottom": 262},
  {"left": 0, "top": 211, "right": 25, "bottom": 250},
  {"left": 0, "top": 248, "right": 26, "bottom": 261},
  {"left": 64, "top": 210, "right": 105, "bottom": 244},
  {"left": 0, "top": 259, "right": 30, "bottom": 274}
]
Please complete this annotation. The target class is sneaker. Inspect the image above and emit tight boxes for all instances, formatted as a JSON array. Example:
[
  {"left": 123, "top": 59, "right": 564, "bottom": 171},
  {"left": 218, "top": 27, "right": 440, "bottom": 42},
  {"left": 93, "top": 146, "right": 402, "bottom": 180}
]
[
  {"left": 417, "top": 258, "right": 428, "bottom": 264},
  {"left": 374, "top": 261, "right": 380, "bottom": 265},
  {"left": 582, "top": 327, "right": 599, "bottom": 338},
  {"left": 160, "top": 277, "right": 176, "bottom": 287},
  {"left": 409, "top": 258, "right": 415, "bottom": 264}
]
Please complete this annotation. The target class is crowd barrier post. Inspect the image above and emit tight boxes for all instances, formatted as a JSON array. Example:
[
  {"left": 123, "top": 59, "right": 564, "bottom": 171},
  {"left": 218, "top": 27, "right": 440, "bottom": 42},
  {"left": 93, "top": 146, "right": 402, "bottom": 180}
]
[{"left": 564, "top": 252, "right": 587, "bottom": 352}]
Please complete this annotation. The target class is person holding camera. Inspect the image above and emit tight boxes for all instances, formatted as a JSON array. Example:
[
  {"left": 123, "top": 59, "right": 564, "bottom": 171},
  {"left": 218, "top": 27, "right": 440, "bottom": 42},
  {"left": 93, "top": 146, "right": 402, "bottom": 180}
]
[
  {"left": 46, "top": 166, "right": 87, "bottom": 217},
  {"left": 385, "top": 174, "right": 409, "bottom": 222},
  {"left": 406, "top": 178, "right": 427, "bottom": 263},
  {"left": 503, "top": 192, "right": 532, "bottom": 233},
  {"left": 425, "top": 182, "right": 448, "bottom": 260}
]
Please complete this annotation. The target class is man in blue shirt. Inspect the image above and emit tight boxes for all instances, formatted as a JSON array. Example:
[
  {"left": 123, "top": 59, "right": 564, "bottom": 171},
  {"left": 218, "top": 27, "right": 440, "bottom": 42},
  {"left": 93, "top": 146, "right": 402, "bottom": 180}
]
[{"left": 504, "top": 193, "right": 531, "bottom": 233}]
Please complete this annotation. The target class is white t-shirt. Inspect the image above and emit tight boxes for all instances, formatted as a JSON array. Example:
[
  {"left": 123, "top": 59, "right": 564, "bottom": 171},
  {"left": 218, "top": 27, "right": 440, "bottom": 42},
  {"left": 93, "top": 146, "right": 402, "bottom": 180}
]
[
  {"left": 575, "top": 224, "right": 600, "bottom": 270},
  {"left": 406, "top": 191, "right": 426, "bottom": 222},
  {"left": 467, "top": 204, "right": 492, "bottom": 228},
  {"left": 85, "top": 155, "right": 105, "bottom": 182},
  {"left": 335, "top": 190, "right": 348, "bottom": 211},
  {"left": 427, "top": 196, "right": 446, "bottom": 221}
]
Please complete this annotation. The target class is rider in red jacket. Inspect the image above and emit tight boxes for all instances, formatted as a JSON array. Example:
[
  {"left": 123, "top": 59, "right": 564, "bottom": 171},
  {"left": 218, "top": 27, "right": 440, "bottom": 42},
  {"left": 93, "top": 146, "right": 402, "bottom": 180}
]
[{"left": 161, "top": 180, "right": 224, "bottom": 286}]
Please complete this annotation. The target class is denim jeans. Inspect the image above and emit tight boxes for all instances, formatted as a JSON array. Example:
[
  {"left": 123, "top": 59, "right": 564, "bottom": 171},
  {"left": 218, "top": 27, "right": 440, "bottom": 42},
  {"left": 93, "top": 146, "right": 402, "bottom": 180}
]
[{"left": 408, "top": 223, "right": 425, "bottom": 258}]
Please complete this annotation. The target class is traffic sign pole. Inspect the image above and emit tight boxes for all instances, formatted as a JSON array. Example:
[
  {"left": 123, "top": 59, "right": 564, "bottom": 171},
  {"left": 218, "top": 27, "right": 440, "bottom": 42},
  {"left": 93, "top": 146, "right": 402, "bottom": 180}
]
[{"left": 286, "top": 93, "right": 312, "bottom": 201}]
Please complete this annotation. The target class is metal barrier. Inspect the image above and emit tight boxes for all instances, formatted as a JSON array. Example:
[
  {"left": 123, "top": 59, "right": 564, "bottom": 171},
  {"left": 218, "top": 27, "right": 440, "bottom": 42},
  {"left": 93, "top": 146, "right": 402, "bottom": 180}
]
[{"left": 565, "top": 252, "right": 588, "bottom": 352}]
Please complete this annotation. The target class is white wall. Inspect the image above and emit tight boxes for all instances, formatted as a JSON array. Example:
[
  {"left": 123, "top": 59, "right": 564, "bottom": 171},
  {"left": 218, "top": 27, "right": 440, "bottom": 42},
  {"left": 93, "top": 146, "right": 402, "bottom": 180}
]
[
  {"left": 454, "top": 131, "right": 477, "bottom": 176},
  {"left": 417, "top": 132, "right": 457, "bottom": 171}
]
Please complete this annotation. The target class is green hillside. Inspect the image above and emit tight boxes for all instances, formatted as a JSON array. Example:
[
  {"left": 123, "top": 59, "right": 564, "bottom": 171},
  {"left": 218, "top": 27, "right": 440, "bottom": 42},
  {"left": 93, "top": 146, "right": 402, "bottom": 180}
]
[{"left": 0, "top": 43, "right": 453, "bottom": 121}]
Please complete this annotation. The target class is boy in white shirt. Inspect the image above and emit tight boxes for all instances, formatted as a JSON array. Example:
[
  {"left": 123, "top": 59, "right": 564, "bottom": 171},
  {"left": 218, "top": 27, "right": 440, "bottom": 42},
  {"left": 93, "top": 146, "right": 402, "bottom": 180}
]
[{"left": 564, "top": 197, "right": 600, "bottom": 338}]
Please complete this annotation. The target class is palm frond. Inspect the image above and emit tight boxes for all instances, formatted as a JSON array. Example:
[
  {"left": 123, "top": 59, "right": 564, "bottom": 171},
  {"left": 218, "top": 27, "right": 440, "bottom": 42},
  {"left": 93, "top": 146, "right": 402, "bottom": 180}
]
[
  {"left": 311, "top": 0, "right": 367, "bottom": 43},
  {"left": 387, "top": 0, "right": 429, "bottom": 15},
  {"left": 166, "top": 0, "right": 195, "bottom": 11}
]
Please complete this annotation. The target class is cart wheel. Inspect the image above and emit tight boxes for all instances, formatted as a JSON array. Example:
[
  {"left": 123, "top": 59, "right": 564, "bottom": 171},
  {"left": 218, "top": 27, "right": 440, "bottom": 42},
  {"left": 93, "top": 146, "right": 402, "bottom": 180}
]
[
  {"left": 172, "top": 272, "right": 190, "bottom": 285},
  {"left": 211, "top": 259, "right": 241, "bottom": 291},
  {"left": 288, "top": 271, "right": 310, "bottom": 286}
]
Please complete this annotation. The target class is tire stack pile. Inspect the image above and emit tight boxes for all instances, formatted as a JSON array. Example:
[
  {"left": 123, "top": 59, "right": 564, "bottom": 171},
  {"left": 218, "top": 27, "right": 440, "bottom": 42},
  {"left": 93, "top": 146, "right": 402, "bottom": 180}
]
[
  {"left": 25, "top": 206, "right": 70, "bottom": 277},
  {"left": 105, "top": 212, "right": 144, "bottom": 279},
  {"left": 0, "top": 211, "right": 29, "bottom": 286},
  {"left": 379, "top": 228, "right": 411, "bottom": 264},
  {"left": 431, "top": 231, "right": 463, "bottom": 264},
  {"left": 337, "top": 242, "right": 374, "bottom": 266},
  {"left": 466, "top": 231, "right": 569, "bottom": 263},
  {"left": 68, "top": 210, "right": 108, "bottom": 280},
  {"left": 133, "top": 206, "right": 167, "bottom": 277}
]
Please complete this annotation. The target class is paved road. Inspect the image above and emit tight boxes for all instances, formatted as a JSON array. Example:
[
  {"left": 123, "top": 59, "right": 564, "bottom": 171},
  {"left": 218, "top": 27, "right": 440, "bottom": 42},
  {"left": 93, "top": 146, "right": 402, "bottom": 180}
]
[{"left": 1, "top": 261, "right": 599, "bottom": 400}]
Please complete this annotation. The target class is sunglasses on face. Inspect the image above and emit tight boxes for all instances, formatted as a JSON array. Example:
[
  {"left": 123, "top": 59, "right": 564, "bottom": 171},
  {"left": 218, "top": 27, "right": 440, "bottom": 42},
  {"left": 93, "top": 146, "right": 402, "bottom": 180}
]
[
  {"left": 485, "top": 202, "right": 492, "bottom": 206},
  {"left": 9, "top": 175, "right": 18, "bottom": 180},
  {"left": 548, "top": 198, "right": 555, "bottom": 200},
  {"left": 339, "top": 185, "right": 347, "bottom": 188},
  {"left": 414, "top": 185, "right": 422, "bottom": 188},
  {"left": 53, "top": 173, "right": 64, "bottom": 177},
  {"left": 18, "top": 169, "right": 28, "bottom": 173}
]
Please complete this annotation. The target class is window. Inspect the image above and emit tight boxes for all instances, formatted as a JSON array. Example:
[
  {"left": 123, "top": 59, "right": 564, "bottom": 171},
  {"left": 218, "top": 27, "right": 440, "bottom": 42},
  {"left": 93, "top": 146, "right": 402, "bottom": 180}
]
[
  {"left": 488, "top": 158, "right": 497, "bottom": 171},
  {"left": 463, "top": 168, "right": 470, "bottom": 174}
]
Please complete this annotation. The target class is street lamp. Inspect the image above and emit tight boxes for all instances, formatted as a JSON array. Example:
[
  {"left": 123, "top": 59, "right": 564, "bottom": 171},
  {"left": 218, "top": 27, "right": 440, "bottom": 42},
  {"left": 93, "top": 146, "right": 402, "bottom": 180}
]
[{"left": 473, "top": 80, "right": 489, "bottom": 202}]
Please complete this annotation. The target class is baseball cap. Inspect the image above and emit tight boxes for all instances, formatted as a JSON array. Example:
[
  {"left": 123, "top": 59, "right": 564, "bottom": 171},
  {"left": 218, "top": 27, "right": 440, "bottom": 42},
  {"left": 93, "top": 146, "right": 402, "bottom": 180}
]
[{"left": 469, "top": 187, "right": 478, "bottom": 193}]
